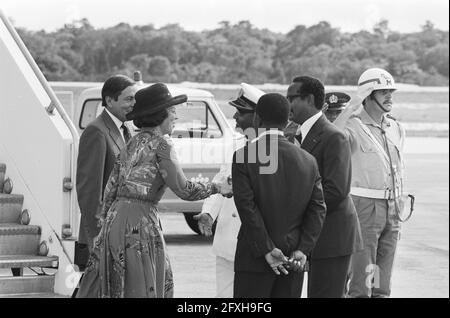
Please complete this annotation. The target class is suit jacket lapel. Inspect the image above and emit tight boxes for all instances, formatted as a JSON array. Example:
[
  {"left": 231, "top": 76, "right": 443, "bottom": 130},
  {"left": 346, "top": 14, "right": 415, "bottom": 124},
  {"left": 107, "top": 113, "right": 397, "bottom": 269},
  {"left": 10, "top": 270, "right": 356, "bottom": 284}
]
[
  {"left": 101, "top": 110, "right": 124, "bottom": 152},
  {"left": 301, "top": 114, "right": 326, "bottom": 153}
]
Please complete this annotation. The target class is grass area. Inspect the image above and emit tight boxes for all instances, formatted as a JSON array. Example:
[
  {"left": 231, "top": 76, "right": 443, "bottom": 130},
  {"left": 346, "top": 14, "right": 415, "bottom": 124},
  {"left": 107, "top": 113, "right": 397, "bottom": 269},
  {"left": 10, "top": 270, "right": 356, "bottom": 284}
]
[
  {"left": 405, "top": 130, "right": 448, "bottom": 138},
  {"left": 51, "top": 83, "right": 449, "bottom": 138},
  {"left": 213, "top": 87, "right": 449, "bottom": 138},
  {"left": 391, "top": 105, "right": 449, "bottom": 124},
  {"left": 216, "top": 100, "right": 449, "bottom": 123},
  {"left": 210, "top": 89, "right": 449, "bottom": 105}
]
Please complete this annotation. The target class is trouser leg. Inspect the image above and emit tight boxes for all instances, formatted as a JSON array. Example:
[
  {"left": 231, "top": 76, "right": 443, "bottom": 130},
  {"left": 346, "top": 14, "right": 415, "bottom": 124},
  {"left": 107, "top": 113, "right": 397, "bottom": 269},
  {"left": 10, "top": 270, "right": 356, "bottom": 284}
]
[
  {"left": 347, "top": 196, "right": 385, "bottom": 298},
  {"left": 234, "top": 271, "right": 275, "bottom": 298},
  {"left": 216, "top": 256, "right": 234, "bottom": 298},
  {"left": 372, "top": 199, "right": 401, "bottom": 298},
  {"left": 234, "top": 270, "right": 303, "bottom": 298},
  {"left": 308, "top": 255, "right": 352, "bottom": 298},
  {"left": 272, "top": 271, "right": 304, "bottom": 298}
]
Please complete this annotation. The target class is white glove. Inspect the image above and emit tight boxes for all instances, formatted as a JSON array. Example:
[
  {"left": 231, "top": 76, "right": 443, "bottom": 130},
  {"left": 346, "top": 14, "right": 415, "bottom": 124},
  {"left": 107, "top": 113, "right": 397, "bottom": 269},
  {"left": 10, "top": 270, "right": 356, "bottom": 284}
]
[{"left": 214, "top": 175, "right": 233, "bottom": 198}]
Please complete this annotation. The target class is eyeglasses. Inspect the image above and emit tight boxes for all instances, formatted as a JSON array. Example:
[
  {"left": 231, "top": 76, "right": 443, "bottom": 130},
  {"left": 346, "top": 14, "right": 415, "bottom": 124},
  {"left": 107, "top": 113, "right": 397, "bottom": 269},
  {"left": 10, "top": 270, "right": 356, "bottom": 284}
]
[{"left": 286, "top": 95, "right": 301, "bottom": 103}]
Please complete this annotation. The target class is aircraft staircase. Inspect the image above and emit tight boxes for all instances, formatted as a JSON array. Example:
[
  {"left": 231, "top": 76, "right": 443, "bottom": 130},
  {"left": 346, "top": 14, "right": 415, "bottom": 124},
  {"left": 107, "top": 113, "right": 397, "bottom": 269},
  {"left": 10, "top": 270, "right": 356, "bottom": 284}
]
[{"left": 0, "top": 163, "right": 60, "bottom": 297}]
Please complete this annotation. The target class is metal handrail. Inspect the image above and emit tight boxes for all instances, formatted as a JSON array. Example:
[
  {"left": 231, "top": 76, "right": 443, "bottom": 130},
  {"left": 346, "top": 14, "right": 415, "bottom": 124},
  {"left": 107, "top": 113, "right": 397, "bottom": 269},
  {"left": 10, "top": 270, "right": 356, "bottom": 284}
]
[{"left": 0, "top": 10, "right": 79, "bottom": 239}]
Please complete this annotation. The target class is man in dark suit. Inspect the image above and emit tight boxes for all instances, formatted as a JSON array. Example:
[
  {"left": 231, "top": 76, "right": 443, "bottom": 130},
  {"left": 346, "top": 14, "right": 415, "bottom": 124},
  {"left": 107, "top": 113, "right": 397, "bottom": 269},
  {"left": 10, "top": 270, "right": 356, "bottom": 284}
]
[
  {"left": 76, "top": 75, "right": 137, "bottom": 267},
  {"left": 287, "top": 76, "right": 362, "bottom": 298},
  {"left": 232, "top": 93, "right": 326, "bottom": 298}
]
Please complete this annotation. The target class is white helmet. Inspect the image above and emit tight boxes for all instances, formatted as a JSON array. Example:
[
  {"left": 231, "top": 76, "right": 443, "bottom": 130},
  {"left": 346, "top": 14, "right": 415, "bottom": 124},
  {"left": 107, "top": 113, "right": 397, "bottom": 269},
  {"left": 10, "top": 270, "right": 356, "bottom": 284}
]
[{"left": 357, "top": 68, "right": 396, "bottom": 100}]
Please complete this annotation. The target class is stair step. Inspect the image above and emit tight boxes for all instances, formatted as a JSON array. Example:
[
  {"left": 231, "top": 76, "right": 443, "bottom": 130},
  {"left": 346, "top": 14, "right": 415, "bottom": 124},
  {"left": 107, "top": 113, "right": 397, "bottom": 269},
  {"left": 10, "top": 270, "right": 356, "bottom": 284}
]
[
  {"left": 0, "top": 292, "right": 66, "bottom": 298},
  {"left": 0, "top": 255, "right": 58, "bottom": 268},
  {"left": 0, "top": 163, "right": 5, "bottom": 193},
  {"left": 0, "top": 194, "right": 24, "bottom": 223},
  {"left": 0, "top": 224, "right": 40, "bottom": 255},
  {"left": 0, "top": 275, "right": 54, "bottom": 295}
]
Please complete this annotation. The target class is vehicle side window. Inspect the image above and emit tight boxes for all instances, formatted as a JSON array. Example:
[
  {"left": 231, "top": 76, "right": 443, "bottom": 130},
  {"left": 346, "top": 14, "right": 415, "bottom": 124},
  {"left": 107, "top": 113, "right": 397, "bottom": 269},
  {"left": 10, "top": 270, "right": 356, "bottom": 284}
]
[
  {"left": 80, "top": 99, "right": 102, "bottom": 129},
  {"left": 172, "top": 101, "right": 222, "bottom": 139}
]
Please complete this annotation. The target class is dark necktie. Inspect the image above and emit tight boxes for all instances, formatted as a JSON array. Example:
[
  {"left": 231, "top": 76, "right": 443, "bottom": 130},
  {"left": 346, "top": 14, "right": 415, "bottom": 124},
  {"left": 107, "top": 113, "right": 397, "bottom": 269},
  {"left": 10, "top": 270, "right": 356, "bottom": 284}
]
[
  {"left": 295, "top": 132, "right": 303, "bottom": 145},
  {"left": 121, "top": 123, "right": 131, "bottom": 144}
]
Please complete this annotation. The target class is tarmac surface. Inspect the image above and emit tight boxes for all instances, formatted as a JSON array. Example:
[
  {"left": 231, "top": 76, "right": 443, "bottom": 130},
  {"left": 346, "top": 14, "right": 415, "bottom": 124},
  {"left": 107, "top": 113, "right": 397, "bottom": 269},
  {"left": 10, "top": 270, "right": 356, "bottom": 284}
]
[
  {"left": 1, "top": 154, "right": 446, "bottom": 298},
  {"left": 162, "top": 153, "right": 449, "bottom": 298}
]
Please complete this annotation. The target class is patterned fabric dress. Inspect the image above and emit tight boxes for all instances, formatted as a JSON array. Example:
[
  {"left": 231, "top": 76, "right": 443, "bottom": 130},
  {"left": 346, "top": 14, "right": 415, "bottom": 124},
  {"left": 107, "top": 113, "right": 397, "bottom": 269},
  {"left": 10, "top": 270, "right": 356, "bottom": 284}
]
[{"left": 76, "top": 127, "right": 218, "bottom": 298}]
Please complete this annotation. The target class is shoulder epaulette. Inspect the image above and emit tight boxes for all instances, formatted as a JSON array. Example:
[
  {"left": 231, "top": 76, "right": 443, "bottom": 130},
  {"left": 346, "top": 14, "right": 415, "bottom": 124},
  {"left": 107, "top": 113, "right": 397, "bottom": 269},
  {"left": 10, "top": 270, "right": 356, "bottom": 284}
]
[{"left": 386, "top": 113, "right": 397, "bottom": 121}]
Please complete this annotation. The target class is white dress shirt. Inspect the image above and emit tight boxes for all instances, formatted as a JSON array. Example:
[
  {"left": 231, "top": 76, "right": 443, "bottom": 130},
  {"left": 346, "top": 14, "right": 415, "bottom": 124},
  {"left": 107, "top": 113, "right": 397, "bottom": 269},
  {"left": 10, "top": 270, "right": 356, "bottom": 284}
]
[
  {"left": 105, "top": 108, "right": 126, "bottom": 143},
  {"left": 299, "top": 111, "right": 322, "bottom": 143}
]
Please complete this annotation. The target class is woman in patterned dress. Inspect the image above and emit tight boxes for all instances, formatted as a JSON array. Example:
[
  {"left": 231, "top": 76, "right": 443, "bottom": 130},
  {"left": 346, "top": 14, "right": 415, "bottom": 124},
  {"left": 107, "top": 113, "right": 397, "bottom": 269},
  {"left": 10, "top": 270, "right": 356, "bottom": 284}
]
[{"left": 76, "top": 83, "right": 230, "bottom": 298}]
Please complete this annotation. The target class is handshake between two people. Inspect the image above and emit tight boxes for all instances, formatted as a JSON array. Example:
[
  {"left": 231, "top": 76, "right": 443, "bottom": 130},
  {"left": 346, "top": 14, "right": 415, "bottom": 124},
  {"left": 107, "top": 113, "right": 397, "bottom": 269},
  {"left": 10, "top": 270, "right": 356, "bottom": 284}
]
[
  {"left": 194, "top": 175, "right": 233, "bottom": 237},
  {"left": 265, "top": 248, "right": 308, "bottom": 275},
  {"left": 213, "top": 175, "right": 233, "bottom": 198}
]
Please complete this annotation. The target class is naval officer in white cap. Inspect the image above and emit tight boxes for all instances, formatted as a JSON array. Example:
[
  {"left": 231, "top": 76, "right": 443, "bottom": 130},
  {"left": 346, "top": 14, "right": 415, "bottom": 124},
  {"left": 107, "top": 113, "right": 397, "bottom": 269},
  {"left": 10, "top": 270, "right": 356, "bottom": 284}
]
[{"left": 194, "top": 83, "right": 265, "bottom": 297}]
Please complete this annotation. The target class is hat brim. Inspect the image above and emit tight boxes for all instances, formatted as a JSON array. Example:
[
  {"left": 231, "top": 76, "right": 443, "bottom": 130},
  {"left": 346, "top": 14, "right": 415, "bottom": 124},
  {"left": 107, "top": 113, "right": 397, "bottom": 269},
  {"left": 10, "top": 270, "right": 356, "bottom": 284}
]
[
  {"left": 326, "top": 107, "right": 346, "bottom": 111},
  {"left": 228, "top": 101, "right": 255, "bottom": 113},
  {"left": 126, "top": 94, "right": 187, "bottom": 120},
  {"left": 373, "top": 87, "right": 397, "bottom": 92}
]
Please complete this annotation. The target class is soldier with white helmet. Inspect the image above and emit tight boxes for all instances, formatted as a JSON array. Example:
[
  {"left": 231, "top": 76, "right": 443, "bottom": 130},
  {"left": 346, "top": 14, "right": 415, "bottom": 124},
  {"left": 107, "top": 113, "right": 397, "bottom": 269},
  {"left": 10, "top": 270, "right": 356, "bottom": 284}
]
[{"left": 334, "top": 68, "right": 413, "bottom": 298}]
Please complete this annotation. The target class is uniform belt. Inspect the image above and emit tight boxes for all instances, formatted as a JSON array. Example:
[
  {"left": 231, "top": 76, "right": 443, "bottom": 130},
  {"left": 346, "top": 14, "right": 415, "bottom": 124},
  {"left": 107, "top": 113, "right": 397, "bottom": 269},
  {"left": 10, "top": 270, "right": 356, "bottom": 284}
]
[{"left": 350, "top": 187, "right": 400, "bottom": 200}]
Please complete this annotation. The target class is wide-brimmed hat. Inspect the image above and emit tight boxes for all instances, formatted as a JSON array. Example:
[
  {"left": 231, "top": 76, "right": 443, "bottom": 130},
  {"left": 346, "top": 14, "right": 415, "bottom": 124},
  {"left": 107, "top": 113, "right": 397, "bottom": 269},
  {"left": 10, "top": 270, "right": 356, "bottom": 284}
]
[
  {"left": 229, "top": 83, "right": 265, "bottom": 112},
  {"left": 126, "top": 83, "right": 187, "bottom": 120}
]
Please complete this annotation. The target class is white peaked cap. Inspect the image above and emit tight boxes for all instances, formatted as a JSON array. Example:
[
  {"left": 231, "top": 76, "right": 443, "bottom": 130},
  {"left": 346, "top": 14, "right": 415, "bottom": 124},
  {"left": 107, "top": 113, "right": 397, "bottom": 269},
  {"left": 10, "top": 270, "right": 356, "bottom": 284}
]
[
  {"left": 240, "top": 83, "right": 265, "bottom": 104},
  {"left": 229, "top": 83, "right": 266, "bottom": 111}
]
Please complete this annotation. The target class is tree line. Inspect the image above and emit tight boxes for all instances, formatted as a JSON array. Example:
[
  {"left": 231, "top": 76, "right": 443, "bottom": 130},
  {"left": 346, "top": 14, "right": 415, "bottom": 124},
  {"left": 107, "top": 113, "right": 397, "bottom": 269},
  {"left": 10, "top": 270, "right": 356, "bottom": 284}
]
[{"left": 16, "top": 19, "right": 449, "bottom": 86}]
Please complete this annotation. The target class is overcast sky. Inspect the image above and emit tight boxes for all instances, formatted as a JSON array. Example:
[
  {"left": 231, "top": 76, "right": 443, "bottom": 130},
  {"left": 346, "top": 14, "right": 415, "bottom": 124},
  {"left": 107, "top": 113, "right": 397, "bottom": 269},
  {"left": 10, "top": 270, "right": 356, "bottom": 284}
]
[{"left": 1, "top": 0, "right": 448, "bottom": 33}]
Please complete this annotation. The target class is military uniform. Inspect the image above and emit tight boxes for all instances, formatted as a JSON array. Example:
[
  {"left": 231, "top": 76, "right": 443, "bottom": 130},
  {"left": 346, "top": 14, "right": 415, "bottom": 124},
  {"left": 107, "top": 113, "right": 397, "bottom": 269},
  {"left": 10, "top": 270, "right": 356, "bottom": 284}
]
[
  {"left": 344, "top": 107, "right": 406, "bottom": 298},
  {"left": 323, "top": 92, "right": 350, "bottom": 123}
]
